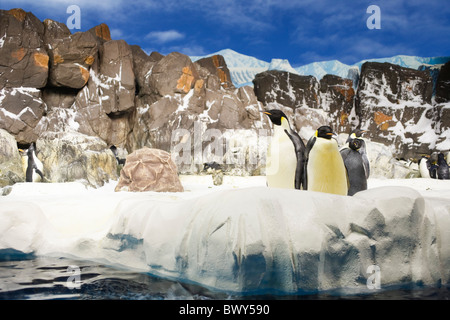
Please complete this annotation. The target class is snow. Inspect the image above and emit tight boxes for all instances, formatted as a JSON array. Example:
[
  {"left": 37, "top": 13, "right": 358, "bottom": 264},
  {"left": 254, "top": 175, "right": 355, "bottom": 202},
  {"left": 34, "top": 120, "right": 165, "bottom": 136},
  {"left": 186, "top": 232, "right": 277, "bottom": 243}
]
[
  {"left": 1, "top": 174, "right": 449, "bottom": 295},
  {"left": 192, "top": 50, "right": 450, "bottom": 87}
]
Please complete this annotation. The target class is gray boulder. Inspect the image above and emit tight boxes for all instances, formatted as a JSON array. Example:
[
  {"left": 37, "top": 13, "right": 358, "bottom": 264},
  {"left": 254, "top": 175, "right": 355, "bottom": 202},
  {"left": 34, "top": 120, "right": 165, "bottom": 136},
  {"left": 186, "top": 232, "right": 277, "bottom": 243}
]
[
  {"left": 36, "top": 132, "right": 118, "bottom": 188},
  {"left": 0, "top": 128, "right": 25, "bottom": 187}
]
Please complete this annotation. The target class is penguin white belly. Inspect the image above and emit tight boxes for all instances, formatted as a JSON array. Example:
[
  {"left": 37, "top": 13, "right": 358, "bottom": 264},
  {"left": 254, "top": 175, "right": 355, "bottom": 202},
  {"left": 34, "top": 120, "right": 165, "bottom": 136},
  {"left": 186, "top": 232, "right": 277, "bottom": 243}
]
[
  {"left": 266, "top": 129, "right": 297, "bottom": 189},
  {"left": 419, "top": 159, "right": 431, "bottom": 178},
  {"left": 32, "top": 155, "right": 44, "bottom": 182},
  {"left": 307, "top": 139, "right": 348, "bottom": 195}
]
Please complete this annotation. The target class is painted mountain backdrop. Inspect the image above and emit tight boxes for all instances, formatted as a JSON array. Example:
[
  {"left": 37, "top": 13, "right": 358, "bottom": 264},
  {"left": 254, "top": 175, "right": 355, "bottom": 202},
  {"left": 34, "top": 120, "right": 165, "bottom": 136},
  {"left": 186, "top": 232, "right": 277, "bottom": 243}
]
[{"left": 192, "top": 49, "right": 450, "bottom": 88}]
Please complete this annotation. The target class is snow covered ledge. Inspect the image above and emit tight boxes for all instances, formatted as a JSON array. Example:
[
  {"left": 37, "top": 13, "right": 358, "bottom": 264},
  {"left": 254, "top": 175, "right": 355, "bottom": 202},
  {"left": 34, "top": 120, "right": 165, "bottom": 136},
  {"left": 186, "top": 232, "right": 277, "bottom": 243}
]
[
  {"left": 1, "top": 183, "right": 449, "bottom": 295},
  {"left": 106, "top": 186, "right": 448, "bottom": 294}
]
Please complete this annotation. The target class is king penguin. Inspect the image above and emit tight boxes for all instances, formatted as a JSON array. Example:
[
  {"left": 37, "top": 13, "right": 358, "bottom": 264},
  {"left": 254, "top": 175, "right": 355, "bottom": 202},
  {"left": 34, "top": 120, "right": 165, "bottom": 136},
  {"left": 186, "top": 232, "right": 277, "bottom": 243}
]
[
  {"left": 263, "top": 109, "right": 306, "bottom": 189},
  {"left": 304, "top": 126, "right": 348, "bottom": 196},
  {"left": 19, "top": 143, "right": 44, "bottom": 182},
  {"left": 340, "top": 138, "right": 367, "bottom": 196}
]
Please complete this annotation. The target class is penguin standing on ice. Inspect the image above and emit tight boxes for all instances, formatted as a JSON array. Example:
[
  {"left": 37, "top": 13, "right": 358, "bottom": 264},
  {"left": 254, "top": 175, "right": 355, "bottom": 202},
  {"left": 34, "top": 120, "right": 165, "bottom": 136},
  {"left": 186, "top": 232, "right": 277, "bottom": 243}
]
[
  {"left": 304, "top": 126, "right": 348, "bottom": 196},
  {"left": 437, "top": 153, "right": 450, "bottom": 180},
  {"left": 340, "top": 138, "right": 367, "bottom": 196},
  {"left": 19, "top": 143, "right": 44, "bottom": 182},
  {"left": 418, "top": 156, "right": 431, "bottom": 179},
  {"left": 262, "top": 109, "right": 306, "bottom": 189},
  {"left": 344, "top": 129, "right": 370, "bottom": 179}
]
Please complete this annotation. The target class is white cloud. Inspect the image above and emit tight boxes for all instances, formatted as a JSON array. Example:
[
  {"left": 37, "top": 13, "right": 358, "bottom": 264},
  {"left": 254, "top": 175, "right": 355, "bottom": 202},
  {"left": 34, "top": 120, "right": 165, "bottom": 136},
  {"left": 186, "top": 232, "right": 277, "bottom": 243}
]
[{"left": 145, "top": 30, "right": 185, "bottom": 44}]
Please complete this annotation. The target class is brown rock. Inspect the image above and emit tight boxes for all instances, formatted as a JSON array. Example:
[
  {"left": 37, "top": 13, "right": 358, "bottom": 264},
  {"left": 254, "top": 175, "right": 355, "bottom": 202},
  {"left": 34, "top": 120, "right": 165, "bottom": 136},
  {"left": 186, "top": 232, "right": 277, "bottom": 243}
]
[
  {"left": 195, "top": 55, "right": 233, "bottom": 89},
  {"left": 149, "top": 52, "right": 199, "bottom": 97},
  {"left": 45, "top": 30, "right": 98, "bottom": 89},
  {"left": 0, "top": 9, "right": 48, "bottom": 89},
  {"left": 115, "top": 147, "right": 184, "bottom": 192}
]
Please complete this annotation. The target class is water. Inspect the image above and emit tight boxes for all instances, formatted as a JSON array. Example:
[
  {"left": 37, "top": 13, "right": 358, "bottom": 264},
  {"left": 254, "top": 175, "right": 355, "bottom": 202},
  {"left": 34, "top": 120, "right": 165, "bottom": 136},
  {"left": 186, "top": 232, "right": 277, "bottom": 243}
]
[{"left": 0, "top": 257, "right": 449, "bottom": 301}]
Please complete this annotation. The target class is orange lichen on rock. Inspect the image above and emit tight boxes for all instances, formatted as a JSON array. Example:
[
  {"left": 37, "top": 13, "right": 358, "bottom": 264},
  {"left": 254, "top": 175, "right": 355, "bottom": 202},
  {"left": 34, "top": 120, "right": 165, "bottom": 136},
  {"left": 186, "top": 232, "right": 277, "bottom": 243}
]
[
  {"left": 336, "top": 83, "right": 355, "bottom": 102},
  {"left": 374, "top": 111, "right": 393, "bottom": 130},
  {"left": 176, "top": 66, "right": 195, "bottom": 93},
  {"left": 11, "top": 48, "right": 26, "bottom": 61},
  {"left": 84, "top": 55, "right": 95, "bottom": 65},
  {"left": 340, "top": 112, "right": 349, "bottom": 126},
  {"left": 33, "top": 52, "right": 49, "bottom": 69},
  {"left": 212, "top": 55, "right": 230, "bottom": 88},
  {"left": 79, "top": 66, "right": 90, "bottom": 84},
  {"left": 53, "top": 53, "right": 64, "bottom": 65},
  {"left": 194, "top": 79, "right": 204, "bottom": 93},
  {"left": 94, "top": 23, "right": 112, "bottom": 41},
  {"left": 8, "top": 8, "right": 26, "bottom": 22}
]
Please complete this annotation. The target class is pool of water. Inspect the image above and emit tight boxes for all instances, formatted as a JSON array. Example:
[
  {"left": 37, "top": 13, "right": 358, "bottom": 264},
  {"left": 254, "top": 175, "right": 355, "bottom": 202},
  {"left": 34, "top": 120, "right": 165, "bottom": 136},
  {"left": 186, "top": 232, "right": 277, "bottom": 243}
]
[{"left": 0, "top": 256, "right": 448, "bottom": 300}]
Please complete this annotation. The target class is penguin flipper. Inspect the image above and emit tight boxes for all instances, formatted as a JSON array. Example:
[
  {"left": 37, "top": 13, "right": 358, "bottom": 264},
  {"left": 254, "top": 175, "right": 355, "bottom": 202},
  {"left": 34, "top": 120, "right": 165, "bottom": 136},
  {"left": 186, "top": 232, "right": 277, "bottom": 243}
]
[
  {"left": 303, "top": 136, "right": 317, "bottom": 190},
  {"left": 284, "top": 129, "right": 306, "bottom": 190},
  {"left": 35, "top": 168, "right": 44, "bottom": 180}
]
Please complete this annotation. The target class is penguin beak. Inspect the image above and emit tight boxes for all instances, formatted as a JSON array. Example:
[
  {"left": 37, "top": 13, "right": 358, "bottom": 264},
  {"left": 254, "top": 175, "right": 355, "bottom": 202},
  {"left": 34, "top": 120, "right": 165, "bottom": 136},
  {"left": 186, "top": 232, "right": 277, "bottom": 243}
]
[{"left": 261, "top": 111, "right": 271, "bottom": 116}]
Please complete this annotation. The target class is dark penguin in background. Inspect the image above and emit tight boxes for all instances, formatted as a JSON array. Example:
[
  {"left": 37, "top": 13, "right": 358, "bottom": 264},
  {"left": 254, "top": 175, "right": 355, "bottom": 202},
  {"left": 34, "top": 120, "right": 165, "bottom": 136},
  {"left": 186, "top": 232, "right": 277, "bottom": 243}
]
[
  {"left": 345, "top": 129, "right": 370, "bottom": 179},
  {"left": 437, "top": 153, "right": 450, "bottom": 180},
  {"left": 20, "top": 143, "right": 44, "bottom": 182},
  {"left": 110, "top": 145, "right": 126, "bottom": 166},
  {"left": 304, "top": 126, "right": 348, "bottom": 196},
  {"left": 340, "top": 138, "right": 368, "bottom": 196},
  {"left": 262, "top": 109, "right": 306, "bottom": 189}
]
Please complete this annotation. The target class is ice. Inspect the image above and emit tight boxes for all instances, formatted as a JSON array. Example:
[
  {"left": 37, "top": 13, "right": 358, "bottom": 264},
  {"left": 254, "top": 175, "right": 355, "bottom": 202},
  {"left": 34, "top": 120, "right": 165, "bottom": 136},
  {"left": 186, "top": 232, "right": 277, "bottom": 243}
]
[{"left": 1, "top": 175, "right": 449, "bottom": 294}]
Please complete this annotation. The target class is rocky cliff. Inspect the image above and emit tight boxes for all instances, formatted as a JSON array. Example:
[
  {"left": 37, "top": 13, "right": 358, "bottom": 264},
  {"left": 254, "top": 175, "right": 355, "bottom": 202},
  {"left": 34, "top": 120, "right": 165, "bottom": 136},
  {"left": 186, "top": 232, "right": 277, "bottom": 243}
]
[
  {"left": 0, "top": 9, "right": 270, "bottom": 186},
  {"left": 253, "top": 61, "right": 450, "bottom": 160},
  {"left": 1, "top": 8, "right": 449, "bottom": 188}
]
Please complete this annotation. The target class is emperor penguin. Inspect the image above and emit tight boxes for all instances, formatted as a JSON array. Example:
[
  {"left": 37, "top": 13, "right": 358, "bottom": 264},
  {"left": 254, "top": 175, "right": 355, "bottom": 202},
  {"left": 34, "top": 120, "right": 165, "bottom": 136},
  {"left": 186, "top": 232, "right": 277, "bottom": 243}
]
[
  {"left": 344, "top": 129, "right": 370, "bottom": 179},
  {"left": 262, "top": 109, "right": 306, "bottom": 189},
  {"left": 340, "top": 138, "right": 367, "bottom": 196},
  {"left": 19, "top": 143, "right": 44, "bottom": 182},
  {"left": 437, "top": 153, "right": 450, "bottom": 180},
  {"left": 304, "top": 126, "right": 348, "bottom": 196}
]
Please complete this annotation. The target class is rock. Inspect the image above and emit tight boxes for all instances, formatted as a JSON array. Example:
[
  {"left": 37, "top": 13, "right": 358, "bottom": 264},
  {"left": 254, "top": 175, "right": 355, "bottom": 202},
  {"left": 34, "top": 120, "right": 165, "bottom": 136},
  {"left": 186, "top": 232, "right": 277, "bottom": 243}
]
[
  {"left": 36, "top": 132, "right": 118, "bottom": 188},
  {"left": 319, "top": 74, "right": 355, "bottom": 133},
  {"left": 435, "top": 61, "right": 450, "bottom": 104},
  {"left": 0, "top": 9, "right": 48, "bottom": 89},
  {"left": 253, "top": 70, "right": 320, "bottom": 109},
  {"left": 115, "top": 147, "right": 184, "bottom": 192},
  {"left": 195, "top": 55, "right": 233, "bottom": 89},
  {"left": 88, "top": 23, "right": 112, "bottom": 43},
  {"left": 355, "top": 62, "right": 434, "bottom": 159},
  {"left": 130, "top": 45, "right": 158, "bottom": 100},
  {"left": 0, "top": 87, "right": 46, "bottom": 144},
  {"left": 0, "top": 129, "right": 25, "bottom": 187},
  {"left": 149, "top": 52, "right": 200, "bottom": 97},
  {"left": 45, "top": 27, "right": 98, "bottom": 89}
]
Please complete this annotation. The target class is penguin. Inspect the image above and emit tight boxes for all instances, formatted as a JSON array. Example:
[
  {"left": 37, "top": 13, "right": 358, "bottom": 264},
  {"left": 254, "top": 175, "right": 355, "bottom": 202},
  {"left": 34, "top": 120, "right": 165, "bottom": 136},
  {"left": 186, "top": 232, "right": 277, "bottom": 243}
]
[
  {"left": 344, "top": 129, "right": 370, "bottom": 179},
  {"left": 262, "top": 109, "right": 306, "bottom": 189},
  {"left": 19, "top": 143, "right": 44, "bottom": 182},
  {"left": 340, "top": 138, "right": 367, "bottom": 196},
  {"left": 110, "top": 145, "right": 126, "bottom": 166},
  {"left": 437, "top": 153, "right": 450, "bottom": 180},
  {"left": 418, "top": 156, "right": 431, "bottom": 179},
  {"left": 304, "top": 126, "right": 348, "bottom": 196}
]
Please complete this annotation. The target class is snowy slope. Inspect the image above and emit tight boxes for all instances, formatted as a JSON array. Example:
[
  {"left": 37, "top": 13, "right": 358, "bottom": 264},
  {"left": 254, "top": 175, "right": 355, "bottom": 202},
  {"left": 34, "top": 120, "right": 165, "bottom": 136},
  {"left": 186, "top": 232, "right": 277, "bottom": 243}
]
[
  {"left": 1, "top": 176, "right": 449, "bottom": 295},
  {"left": 192, "top": 50, "right": 450, "bottom": 87}
]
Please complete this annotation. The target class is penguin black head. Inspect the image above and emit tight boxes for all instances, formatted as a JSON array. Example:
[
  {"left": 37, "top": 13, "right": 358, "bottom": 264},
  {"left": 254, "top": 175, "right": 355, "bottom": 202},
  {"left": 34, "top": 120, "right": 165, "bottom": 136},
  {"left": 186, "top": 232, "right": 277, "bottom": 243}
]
[
  {"left": 349, "top": 138, "right": 363, "bottom": 151},
  {"left": 316, "top": 126, "right": 335, "bottom": 140},
  {"left": 262, "top": 109, "right": 288, "bottom": 126}
]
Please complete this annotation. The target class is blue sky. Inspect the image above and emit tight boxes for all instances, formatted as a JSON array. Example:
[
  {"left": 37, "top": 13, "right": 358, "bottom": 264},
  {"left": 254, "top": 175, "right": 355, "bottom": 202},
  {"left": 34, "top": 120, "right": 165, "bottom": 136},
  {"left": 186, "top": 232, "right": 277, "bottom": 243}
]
[{"left": 2, "top": 0, "right": 449, "bottom": 67}]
